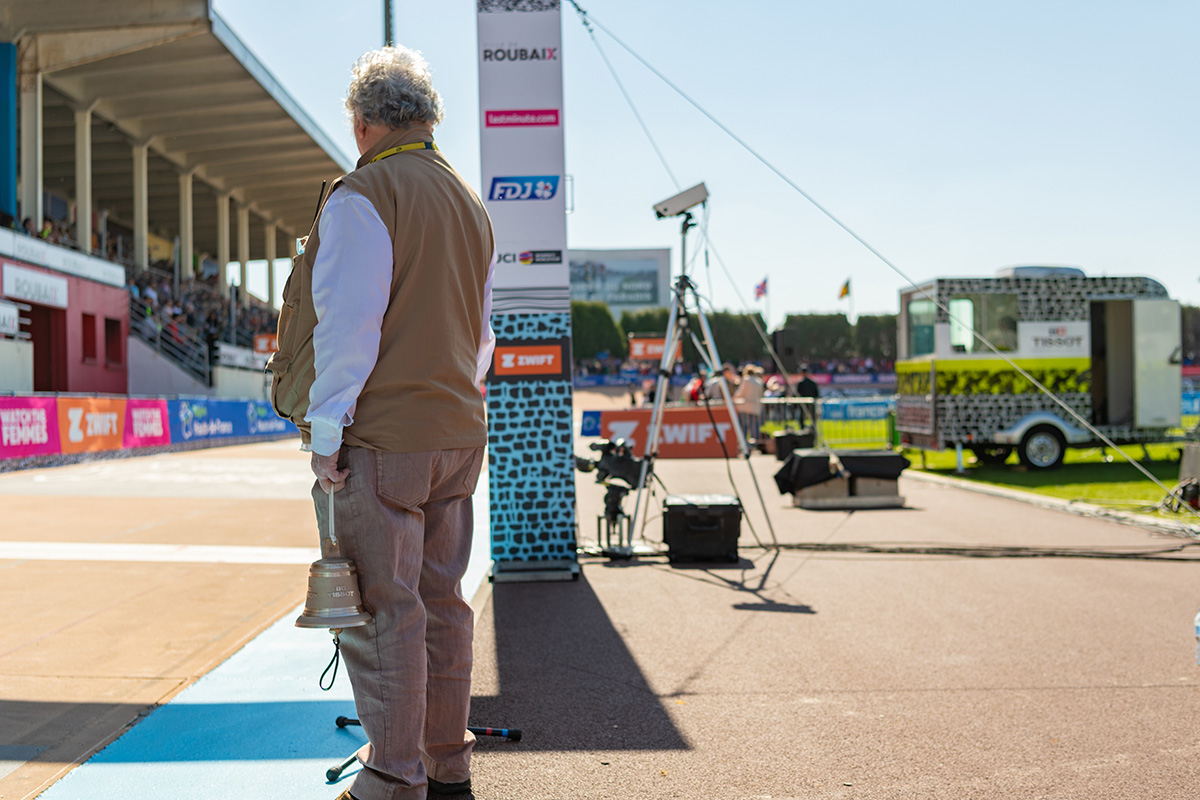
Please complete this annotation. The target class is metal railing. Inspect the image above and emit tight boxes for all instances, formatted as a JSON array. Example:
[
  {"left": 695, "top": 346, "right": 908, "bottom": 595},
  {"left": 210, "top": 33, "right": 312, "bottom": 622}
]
[
  {"left": 128, "top": 297, "right": 212, "bottom": 386},
  {"left": 762, "top": 396, "right": 896, "bottom": 450}
]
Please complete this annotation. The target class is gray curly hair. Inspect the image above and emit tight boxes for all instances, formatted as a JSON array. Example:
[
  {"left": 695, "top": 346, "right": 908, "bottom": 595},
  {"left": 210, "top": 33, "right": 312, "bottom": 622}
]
[{"left": 345, "top": 46, "right": 444, "bottom": 128}]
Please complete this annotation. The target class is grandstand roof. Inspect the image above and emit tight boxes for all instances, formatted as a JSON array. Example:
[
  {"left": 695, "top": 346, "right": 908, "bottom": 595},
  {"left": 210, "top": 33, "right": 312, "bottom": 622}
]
[{"left": 1, "top": 0, "right": 354, "bottom": 259}]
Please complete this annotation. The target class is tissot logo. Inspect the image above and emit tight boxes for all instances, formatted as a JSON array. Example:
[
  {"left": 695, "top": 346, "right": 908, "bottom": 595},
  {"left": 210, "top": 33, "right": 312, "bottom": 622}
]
[
  {"left": 482, "top": 46, "right": 558, "bottom": 62},
  {"left": 496, "top": 250, "right": 562, "bottom": 265},
  {"left": 488, "top": 176, "right": 559, "bottom": 201}
]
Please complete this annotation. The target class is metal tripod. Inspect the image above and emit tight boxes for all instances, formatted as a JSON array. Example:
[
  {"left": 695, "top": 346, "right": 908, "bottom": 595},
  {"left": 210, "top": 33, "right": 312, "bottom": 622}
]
[
  {"left": 325, "top": 716, "right": 522, "bottom": 782},
  {"left": 624, "top": 212, "right": 750, "bottom": 552}
]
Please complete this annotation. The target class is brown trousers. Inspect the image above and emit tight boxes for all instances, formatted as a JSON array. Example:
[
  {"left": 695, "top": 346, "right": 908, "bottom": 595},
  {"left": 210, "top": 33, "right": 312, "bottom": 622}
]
[{"left": 315, "top": 445, "right": 484, "bottom": 800}]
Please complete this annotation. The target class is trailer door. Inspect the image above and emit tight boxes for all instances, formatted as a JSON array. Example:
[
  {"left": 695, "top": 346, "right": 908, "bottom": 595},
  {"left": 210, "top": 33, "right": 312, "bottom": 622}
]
[{"left": 1133, "top": 299, "right": 1181, "bottom": 428}]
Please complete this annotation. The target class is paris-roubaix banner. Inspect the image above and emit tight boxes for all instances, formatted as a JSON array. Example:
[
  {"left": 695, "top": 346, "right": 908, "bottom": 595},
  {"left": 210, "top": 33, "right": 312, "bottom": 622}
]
[
  {"left": 478, "top": 0, "right": 568, "bottom": 314},
  {"left": 478, "top": 0, "right": 577, "bottom": 577}
]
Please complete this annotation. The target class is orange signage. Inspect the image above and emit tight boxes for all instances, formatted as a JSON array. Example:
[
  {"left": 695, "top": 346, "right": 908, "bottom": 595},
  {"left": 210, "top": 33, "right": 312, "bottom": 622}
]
[
  {"left": 254, "top": 333, "right": 278, "bottom": 354},
  {"left": 597, "top": 407, "right": 739, "bottom": 459},
  {"left": 628, "top": 337, "right": 681, "bottom": 361},
  {"left": 56, "top": 397, "right": 126, "bottom": 454},
  {"left": 494, "top": 344, "right": 562, "bottom": 376}
]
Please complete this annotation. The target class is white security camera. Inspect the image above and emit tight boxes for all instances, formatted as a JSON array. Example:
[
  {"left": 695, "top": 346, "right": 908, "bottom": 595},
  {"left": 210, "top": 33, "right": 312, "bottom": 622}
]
[{"left": 653, "top": 182, "right": 708, "bottom": 218}]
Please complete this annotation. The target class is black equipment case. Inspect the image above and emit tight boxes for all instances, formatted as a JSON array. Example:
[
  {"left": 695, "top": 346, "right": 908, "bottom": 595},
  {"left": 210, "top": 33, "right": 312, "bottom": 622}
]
[{"left": 662, "top": 494, "right": 741, "bottom": 562}]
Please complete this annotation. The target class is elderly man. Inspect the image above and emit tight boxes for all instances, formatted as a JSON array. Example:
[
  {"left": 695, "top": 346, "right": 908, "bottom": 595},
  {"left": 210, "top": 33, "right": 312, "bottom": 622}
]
[{"left": 268, "top": 46, "right": 494, "bottom": 800}]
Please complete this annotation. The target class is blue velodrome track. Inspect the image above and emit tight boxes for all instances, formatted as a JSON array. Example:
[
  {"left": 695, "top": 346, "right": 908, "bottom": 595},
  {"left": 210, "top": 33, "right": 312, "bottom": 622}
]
[{"left": 2, "top": 439, "right": 491, "bottom": 800}]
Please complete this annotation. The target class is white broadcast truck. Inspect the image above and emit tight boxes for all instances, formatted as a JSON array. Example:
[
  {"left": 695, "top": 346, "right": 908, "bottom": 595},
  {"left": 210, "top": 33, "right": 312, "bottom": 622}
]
[{"left": 894, "top": 266, "right": 1186, "bottom": 469}]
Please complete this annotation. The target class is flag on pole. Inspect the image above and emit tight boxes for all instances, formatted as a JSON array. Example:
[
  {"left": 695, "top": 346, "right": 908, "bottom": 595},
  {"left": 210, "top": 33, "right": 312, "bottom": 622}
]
[
  {"left": 838, "top": 279, "right": 850, "bottom": 299},
  {"left": 754, "top": 278, "right": 768, "bottom": 299}
]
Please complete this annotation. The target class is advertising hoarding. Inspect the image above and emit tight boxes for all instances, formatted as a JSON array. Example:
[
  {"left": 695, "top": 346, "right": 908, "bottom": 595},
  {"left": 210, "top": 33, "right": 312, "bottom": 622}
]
[
  {"left": 569, "top": 249, "right": 671, "bottom": 313},
  {"left": 124, "top": 398, "right": 172, "bottom": 449},
  {"left": 581, "top": 407, "right": 740, "bottom": 459},
  {"left": 478, "top": 2, "right": 569, "bottom": 313},
  {"left": 479, "top": 0, "right": 577, "bottom": 572},
  {"left": 56, "top": 397, "right": 126, "bottom": 454},
  {"left": 0, "top": 396, "right": 60, "bottom": 459},
  {"left": 0, "top": 395, "right": 295, "bottom": 462}
]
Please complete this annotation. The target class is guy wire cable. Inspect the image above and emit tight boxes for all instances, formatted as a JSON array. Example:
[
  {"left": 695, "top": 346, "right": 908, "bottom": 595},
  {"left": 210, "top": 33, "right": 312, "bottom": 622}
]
[
  {"left": 701, "top": 204, "right": 715, "bottom": 300},
  {"left": 567, "top": 0, "right": 1200, "bottom": 521},
  {"left": 682, "top": 290, "right": 778, "bottom": 548},
  {"left": 700, "top": 233, "right": 795, "bottom": 392},
  {"left": 571, "top": 1, "right": 794, "bottom": 390},
  {"left": 572, "top": 1, "right": 680, "bottom": 191},
  {"left": 571, "top": 7, "right": 809, "bottom": 394},
  {"left": 639, "top": 282, "right": 762, "bottom": 548},
  {"left": 691, "top": 290, "right": 781, "bottom": 547}
]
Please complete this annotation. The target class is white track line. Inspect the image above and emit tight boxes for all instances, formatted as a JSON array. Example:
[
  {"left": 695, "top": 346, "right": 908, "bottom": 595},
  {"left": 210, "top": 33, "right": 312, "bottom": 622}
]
[{"left": 0, "top": 541, "right": 320, "bottom": 564}]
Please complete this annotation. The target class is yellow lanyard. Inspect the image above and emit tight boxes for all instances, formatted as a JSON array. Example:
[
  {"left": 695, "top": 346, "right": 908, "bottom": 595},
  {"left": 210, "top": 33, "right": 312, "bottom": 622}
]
[{"left": 369, "top": 141, "right": 438, "bottom": 163}]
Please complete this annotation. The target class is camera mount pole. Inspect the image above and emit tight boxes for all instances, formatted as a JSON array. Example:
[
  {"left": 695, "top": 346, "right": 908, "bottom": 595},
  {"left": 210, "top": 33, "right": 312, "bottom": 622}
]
[{"left": 625, "top": 210, "right": 749, "bottom": 549}]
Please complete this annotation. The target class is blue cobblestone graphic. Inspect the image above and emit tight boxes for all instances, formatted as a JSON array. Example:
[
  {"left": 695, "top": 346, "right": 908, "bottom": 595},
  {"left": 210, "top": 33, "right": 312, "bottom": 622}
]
[
  {"left": 487, "top": 312, "right": 576, "bottom": 562},
  {"left": 495, "top": 312, "right": 570, "bottom": 340}
]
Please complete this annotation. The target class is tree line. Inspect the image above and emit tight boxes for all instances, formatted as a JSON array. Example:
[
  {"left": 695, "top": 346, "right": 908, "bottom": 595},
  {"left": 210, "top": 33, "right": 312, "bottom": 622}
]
[
  {"left": 571, "top": 301, "right": 898, "bottom": 367},
  {"left": 575, "top": 302, "right": 1200, "bottom": 367}
]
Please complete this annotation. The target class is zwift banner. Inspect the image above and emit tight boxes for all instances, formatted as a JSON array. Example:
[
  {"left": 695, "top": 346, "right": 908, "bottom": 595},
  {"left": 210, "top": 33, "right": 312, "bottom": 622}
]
[{"left": 0, "top": 396, "right": 295, "bottom": 461}]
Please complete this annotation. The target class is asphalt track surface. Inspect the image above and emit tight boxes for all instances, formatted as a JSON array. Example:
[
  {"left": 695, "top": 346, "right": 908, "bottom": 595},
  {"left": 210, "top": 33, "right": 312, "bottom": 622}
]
[{"left": 3, "top": 394, "right": 1200, "bottom": 799}]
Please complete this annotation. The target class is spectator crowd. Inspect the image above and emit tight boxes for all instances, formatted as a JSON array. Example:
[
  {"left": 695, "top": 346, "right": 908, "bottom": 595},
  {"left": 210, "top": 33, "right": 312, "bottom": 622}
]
[
  {"left": 130, "top": 273, "right": 278, "bottom": 360},
  {"left": 2, "top": 207, "right": 279, "bottom": 358}
]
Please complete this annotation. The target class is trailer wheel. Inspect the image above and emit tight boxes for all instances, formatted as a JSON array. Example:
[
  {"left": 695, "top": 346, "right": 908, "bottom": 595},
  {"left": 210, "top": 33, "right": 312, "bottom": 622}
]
[
  {"left": 1018, "top": 426, "right": 1065, "bottom": 469},
  {"left": 971, "top": 446, "right": 1013, "bottom": 465}
]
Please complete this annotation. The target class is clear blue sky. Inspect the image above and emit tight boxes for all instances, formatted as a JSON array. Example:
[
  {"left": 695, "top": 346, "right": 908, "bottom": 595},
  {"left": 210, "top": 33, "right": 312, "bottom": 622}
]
[{"left": 214, "top": 0, "right": 1198, "bottom": 328}]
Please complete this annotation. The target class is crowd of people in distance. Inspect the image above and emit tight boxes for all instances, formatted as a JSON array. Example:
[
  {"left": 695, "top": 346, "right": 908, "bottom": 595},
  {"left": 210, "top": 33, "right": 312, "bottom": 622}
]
[
  {"left": 573, "top": 355, "right": 838, "bottom": 442},
  {"left": 574, "top": 354, "right": 894, "bottom": 380},
  {"left": 3, "top": 209, "right": 278, "bottom": 359},
  {"left": 129, "top": 272, "right": 278, "bottom": 362},
  {"left": 794, "top": 356, "right": 894, "bottom": 375},
  {"left": 13, "top": 215, "right": 87, "bottom": 250},
  {"left": 5, "top": 213, "right": 115, "bottom": 257}
]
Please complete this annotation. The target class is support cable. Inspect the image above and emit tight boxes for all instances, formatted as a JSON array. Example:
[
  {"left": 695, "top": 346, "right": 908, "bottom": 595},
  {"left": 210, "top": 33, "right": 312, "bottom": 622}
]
[
  {"left": 566, "top": 0, "right": 1199, "bottom": 521},
  {"left": 573, "top": 7, "right": 680, "bottom": 190}
]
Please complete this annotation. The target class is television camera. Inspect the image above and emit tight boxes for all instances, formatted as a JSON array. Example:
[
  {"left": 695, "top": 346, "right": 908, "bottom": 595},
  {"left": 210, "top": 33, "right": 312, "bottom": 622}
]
[{"left": 575, "top": 438, "right": 650, "bottom": 558}]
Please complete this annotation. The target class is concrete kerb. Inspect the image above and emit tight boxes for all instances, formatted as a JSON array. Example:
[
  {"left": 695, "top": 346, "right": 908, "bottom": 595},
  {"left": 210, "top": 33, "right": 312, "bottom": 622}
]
[{"left": 904, "top": 467, "right": 1200, "bottom": 539}]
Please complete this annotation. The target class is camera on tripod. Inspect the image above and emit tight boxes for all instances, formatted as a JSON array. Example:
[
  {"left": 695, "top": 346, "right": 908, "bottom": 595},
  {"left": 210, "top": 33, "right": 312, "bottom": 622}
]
[
  {"left": 575, "top": 439, "right": 650, "bottom": 558},
  {"left": 575, "top": 438, "right": 645, "bottom": 487}
]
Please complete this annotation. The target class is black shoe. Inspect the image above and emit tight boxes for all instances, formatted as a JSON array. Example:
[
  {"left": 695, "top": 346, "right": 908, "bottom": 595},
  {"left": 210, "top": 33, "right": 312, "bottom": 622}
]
[{"left": 428, "top": 777, "right": 472, "bottom": 795}]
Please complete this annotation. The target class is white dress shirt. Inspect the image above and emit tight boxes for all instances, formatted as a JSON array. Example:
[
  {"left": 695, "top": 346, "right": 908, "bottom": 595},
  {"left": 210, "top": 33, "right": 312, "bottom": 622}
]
[{"left": 304, "top": 187, "right": 496, "bottom": 457}]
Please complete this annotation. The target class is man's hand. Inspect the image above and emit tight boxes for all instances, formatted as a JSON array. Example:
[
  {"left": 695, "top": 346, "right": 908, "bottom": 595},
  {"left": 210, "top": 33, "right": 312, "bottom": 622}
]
[{"left": 311, "top": 450, "right": 350, "bottom": 493}]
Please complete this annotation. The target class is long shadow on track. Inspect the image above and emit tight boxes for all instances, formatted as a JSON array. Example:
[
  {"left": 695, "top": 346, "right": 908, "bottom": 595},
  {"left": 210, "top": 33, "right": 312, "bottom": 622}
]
[{"left": 471, "top": 574, "right": 688, "bottom": 752}]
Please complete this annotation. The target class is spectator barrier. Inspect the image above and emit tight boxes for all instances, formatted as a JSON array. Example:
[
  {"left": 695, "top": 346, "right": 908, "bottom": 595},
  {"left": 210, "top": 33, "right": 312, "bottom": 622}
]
[
  {"left": 570, "top": 372, "right": 900, "bottom": 389},
  {"left": 0, "top": 394, "right": 297, "bottom": 464},
  {"left": 580, "top": 406, "right": 740, "bottom": 458},
  {"left": 1184, "top": 392, "right": 1200, "bottom": 416},
  {"left": 573, "top": 372, "right": 690, "bottom": 389}
]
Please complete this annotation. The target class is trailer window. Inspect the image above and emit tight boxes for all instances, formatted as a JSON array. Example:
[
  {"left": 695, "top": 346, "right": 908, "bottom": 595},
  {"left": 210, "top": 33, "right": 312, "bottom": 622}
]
[
  {"left": 988, "top": 294, "right": 1018, "bottom": 352},
  {"left": 949, "top": 298, "right": 975, "bottom": 352},
  {"left": 948, "top": 293, "right": 1018, "bottom": 353},
  {"left": 907, "top": 298, "right": 935, "bottom": 356}
]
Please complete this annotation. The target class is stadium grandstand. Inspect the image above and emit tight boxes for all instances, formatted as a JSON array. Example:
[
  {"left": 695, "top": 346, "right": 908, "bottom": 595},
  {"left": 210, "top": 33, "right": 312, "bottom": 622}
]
[{"left": 0, "top": 0, "right": 352, "bottom": 398}]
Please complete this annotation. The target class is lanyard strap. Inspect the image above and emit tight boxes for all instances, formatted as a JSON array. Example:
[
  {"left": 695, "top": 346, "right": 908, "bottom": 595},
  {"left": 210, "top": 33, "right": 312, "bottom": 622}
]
[{"left": 369, "top": 140, "right": 438, "bottom": 163}]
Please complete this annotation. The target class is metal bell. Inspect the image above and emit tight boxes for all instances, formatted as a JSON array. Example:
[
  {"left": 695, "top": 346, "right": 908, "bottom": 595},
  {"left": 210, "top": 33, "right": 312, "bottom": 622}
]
[
  {"left": 296, "top": 484, "right": 370, "bottom": 629},
  {"left": 295, "top": 557, "right": 371, "bottom": 629}
]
